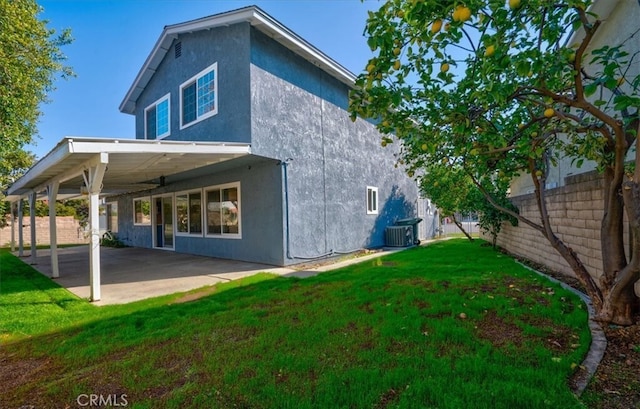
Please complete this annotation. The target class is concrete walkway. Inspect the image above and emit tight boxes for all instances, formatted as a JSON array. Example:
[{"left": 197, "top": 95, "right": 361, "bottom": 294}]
[{"left": 21, "top": 244, "right": 409, "bottom": 306}]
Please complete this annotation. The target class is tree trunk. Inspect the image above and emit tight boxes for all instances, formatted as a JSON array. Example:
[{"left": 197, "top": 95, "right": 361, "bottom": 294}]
[
  {"left": 599, "top": 284, "right": 638, "bottom": 325},
  {"left": 601, "top": 167, "right": 627, "bottom": 284},
  {"left": 599, "top": 179, "right": 640, "bottom": 325},
  {"left": 527, "top": 162, "right": 605, "bottom": 312},
  {"left": 451, "top": 213, "right": 474, "bottom": 241}
]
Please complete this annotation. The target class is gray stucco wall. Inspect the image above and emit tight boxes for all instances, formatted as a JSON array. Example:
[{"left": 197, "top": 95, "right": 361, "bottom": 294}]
[
  {"left": 249, "top": 30, "right": 421, "bottom": 264},
  {"left": 133, "top": 23, "right": 252, "bottom": 143},
  {"left": 111, "top": 157, "right": 285, "bottom": 265}
]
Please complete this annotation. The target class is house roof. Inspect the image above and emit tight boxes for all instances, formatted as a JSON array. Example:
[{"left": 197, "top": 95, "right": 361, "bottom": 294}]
[
  {"left": 5, "top": 137, "right": 251, "bottom": 201},
  {"left": 119, "top": 5, "right": 357, "bottom": 115}
]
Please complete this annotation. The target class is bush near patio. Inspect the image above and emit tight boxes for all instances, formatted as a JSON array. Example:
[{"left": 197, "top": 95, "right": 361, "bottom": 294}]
[{"left": 1, "top": 241, "right": 592, "bottom": 408}]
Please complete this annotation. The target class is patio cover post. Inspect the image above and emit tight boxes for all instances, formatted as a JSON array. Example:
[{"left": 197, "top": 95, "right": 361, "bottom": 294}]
[
  {"left": 48, "top": 182, "right": 60, "bottom": 278},
  {"left": 84, "top": 153, "right": 108, "bottom": 302},
  {"left": 28, "top": 191, "right": 37, "bottom": 264},
  {"left": 18, "top": 199, "right": 24, "bottom": 257},
  {"left": 10, "top": 202, "right": 16, "bottom": 252}
]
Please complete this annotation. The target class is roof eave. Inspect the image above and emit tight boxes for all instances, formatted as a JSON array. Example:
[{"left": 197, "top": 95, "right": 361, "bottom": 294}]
[
  {"left": 5, "top": 138, "right": 73, "bottom": 198},
  {"left": 5, "top": 137, "right": 252, "bottom": 202}
]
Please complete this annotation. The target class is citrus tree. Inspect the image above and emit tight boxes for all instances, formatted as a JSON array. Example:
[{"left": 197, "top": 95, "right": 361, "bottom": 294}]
[
  {"left": 420, "top": 163, "right": 478, "bottom": 241},
  {"left": 420, "top": 161, "right": 517, "bottom": 247},
  {"left": 349, "top": 0, "right": 640, "bottom": 324}
]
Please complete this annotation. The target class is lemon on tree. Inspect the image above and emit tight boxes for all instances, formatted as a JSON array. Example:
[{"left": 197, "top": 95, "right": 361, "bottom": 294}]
[
  {"left": 509, "top": 0, "right": 521, "bottom": 10},
  {"left": 484, "top": 45, "right": 495, "bottom": 57},
  {"left": 366, "top": 62, "right": 376, "bottom": 73},
  {"left": 452, "top": 5, "right": 472, "bottom": 22},
  {"left": 431, "top": 19, "right": 443, "bottom": 33}
]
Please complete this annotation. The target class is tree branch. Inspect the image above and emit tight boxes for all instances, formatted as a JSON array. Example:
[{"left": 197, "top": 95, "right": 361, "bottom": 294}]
[
  {"left": 573, "top": 9, "right": 602, "bottom": 100},
  {"left": 465, "top": 169, "right": 546, "bottom": 234}
]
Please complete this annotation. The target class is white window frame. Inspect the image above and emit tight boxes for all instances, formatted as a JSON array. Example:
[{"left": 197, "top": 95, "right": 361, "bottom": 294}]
[
  {"left": 144, "top": 93, "right": 171, "bottom": 139},
  {"left": 175, "top": 189, "right": 204, "bottom": 236},
  {"left": 133, "top": 197, "right": 152, "bottom": 226},
  {"left": 366, "top": 186, "right": 378, "bottom": 215},
  {"left": 204, "top": 181, "right": 241, "bottom": 239},
  {"left": 179, "top": 62, "right": 218, "bottom": 130}
]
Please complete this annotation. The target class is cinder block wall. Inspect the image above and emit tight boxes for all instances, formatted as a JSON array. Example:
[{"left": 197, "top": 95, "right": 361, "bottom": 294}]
[
  {"left": 487, "top": 170, "right": 624, "bottom": 280},
  {"left": 0, "top": 216, "right": 88, "bottom": 247}
]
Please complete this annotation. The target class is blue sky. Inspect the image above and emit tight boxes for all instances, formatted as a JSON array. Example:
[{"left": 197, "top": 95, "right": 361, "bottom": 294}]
[{"left": 32, "top": 0, "right": 381, "bottom": 159}]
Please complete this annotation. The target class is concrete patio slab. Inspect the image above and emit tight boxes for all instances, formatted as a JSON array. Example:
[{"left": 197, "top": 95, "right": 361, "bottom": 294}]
[
  {"left": 19, "top": 241, "right": 431, "bottom": 306},
  {"left": 24, "top": 246, "right": 292, "bottom": 306}
]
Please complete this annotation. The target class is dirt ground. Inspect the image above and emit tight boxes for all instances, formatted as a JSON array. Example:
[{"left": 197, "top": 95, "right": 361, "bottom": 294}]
[
  {"left": 587, "top": 320, "right": 640, "bottom": 408},
  {"left": 512, "top": 255, "right": 640, "bottom": 408}
]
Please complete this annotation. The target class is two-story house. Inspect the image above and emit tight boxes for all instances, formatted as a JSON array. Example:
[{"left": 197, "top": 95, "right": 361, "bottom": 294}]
[
  {"left": 113, "top": 5, "right": 428, "bottom": 264},
  {"left": 6, "top": 6, "right": 430, "bottom": 299}
]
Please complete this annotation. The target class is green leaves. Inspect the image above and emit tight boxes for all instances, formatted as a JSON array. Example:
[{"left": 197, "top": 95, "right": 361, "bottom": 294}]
[
  {"left": 0, "top": 0, "right": 74, "bottom": 220},
  {"left": 0, "top": 0, "right": 73, "bottom": 182}
]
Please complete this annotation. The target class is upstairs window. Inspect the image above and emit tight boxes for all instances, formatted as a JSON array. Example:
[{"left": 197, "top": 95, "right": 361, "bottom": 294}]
[
  {"left": 180, "top": 62, "right": 218, "bottom": 128},
  {"left": 367, "top": 186, "right": 378, "bottom": 215},
  {"left": 145, "top": 94, "right": 170, "bottom": 139}
]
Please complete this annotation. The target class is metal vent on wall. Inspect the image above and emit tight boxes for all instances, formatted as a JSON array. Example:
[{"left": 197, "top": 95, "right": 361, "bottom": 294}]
[
  {"left": 385, "top": 226, "right": 413, "bottom": 247},
  {"left": 175, "top": 42, "right": 182, "bottom": 58}
]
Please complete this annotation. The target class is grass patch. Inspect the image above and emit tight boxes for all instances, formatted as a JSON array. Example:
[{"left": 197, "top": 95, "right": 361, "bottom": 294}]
[{"left": 1, "top": 240, "right": 591, "bottom": 408}]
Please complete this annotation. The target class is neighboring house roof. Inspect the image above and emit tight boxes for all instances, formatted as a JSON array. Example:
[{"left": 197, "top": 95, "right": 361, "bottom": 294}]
[{"left": 119, "top": 5, "right": 357, "bottom": 115}]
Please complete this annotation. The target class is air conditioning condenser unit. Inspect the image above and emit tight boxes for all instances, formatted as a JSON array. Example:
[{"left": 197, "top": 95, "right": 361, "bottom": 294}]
[{"left": 385, "top": 226, "right": 413, "bottom": 247}]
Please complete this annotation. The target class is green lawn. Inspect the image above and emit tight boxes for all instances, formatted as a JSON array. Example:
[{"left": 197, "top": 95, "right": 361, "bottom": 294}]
[{"left": 1, "top": 240, "right": 591, "bottom": 408}]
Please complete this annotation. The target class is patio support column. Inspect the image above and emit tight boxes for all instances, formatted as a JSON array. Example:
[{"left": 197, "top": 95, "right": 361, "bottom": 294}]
[
  {"left": 18, "top": 199, "right": 24, "bottom": 257},
  {"left": 48, "top": 182, "right": 60, "bottom": 278},
  {"left": 83, "top": 153, "right": 108, "bottom": 302},
  {"left": 28, "top": 191, "right": 37, "bottom": 264},
  {"left": 10, "top": 202, "right": 16, "bottom": 252}
]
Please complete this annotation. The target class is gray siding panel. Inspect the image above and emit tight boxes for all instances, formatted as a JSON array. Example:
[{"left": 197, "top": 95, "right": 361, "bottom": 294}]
[
  {"left": 134, "top": 23, "right": 252, "bottom": 143},
  {"left": 250, "top": 61, "right": 420, "bottom": 264},
  {"left": 250, "top": 28, "right": 349, "bottom": 111},
  {"left": 115, "top": 195, "right": 153, "bottom": 248},
  {"left": 113, "top": 158, "right": 284, "bottom": 265}
]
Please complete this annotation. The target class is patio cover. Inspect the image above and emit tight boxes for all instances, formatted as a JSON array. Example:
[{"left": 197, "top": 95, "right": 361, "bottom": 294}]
[{"left": 5, "top": 137, "right": 251, "bottom": 301}]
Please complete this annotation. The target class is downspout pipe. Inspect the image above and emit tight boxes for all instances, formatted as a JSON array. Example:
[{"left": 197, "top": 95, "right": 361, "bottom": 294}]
[
  {"left": 281, "top": 159, "right": 292, "bottom": 260},
  {"left": 281, "top": 158, "right": 334, "bottom": 261}
]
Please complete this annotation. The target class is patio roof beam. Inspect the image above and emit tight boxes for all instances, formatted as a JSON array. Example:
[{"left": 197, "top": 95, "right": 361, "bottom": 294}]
[{"left": 31, "top": 152, "right": 109, "bottom": 199}]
